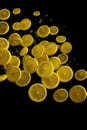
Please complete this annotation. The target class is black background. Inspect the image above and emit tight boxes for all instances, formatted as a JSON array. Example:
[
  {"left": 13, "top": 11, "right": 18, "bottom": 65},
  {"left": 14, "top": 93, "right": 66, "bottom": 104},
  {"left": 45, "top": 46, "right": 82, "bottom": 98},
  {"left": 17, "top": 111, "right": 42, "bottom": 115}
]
[{"left": 0, "top": 0, "right": 87, "bottom": 122}]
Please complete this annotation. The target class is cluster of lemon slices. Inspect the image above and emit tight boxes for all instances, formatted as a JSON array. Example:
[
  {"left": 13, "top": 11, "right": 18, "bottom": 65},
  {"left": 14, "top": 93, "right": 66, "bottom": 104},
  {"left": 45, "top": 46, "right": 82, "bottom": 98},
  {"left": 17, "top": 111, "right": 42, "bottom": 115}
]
[{"left": 0, "top": 8, "right": 87, "bottom": 103}]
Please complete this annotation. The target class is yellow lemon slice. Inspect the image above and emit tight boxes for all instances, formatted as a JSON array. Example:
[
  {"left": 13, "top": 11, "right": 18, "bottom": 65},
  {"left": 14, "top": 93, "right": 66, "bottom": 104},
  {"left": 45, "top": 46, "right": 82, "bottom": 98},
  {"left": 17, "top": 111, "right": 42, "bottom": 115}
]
[
  {"left": 37, "top": 25, "right": 50, "bottom": 38},
  {"left": 53, "top": 88, "right": 68, "bottom": 102},
  {"left": 0, "top": 48, "right": 11, "bottom": 65},
  {"left": 28, "top": 83, "right": 47, "bottom": 102},
  {"left": 6, "top": 66, "right": 21, "bottom": 82},
  {"left": 15, "top": 70, "right": 31, "bottom": 87},
  {"left": 22, "top": 55, "right": 32, "bottom": 63},
  {"left": 36, "top": 61, "right": 54, "bottom": 78},
  {"left": 0, "top": 21, "right": 9, "bottom": 35},
  {"left": 33, "top": 10, "right": 40, "bottom": 16},
  {"left": 20, "top": 18, "right": 31, "bottom": 31},
  {"left": 74, "top": 69, "right": 87, "bottom": 81},
  {"left": 56, "top": 35, "right": 66, "bottom": 43},
  {"left": 12, "top": 22, "right": 21, "bottom": 31},
  {"left": 36, "top": 53, "right": 49, "bottom": 64},
  {"left": 57, "top": 53, "right": 68, "bottom": 64},
  {"left": 50, "top": 25, "right": 59, "bottom": 35},
  {"left": 69, "top": 85, "right": 87, "bottom": 103},
  {"left": 12, "top": 8, "right": 21, "bottom": 15},
  {"left": 0, "top": 74, "right": 7, "bottom": 82},
  {"left": 56, "top": 65, "right": 73, "bottom": 82},
  {"left": 20, "top": 47, "right": 28, "bottom": 56},
  {"left": 60, "top": 42, "right": 72, "bottom": 54},
  {"left": 41, "top": 72, "right": 60, "bottom": 89},
  {"left": 39, "top": 40, "right": 49, "bottom": 47},
  {"left": 0, "top": 8, "right": 10, "bottom": 20},
  {"left": 0, "top": 37, "right": 9, "bottom": 49}
]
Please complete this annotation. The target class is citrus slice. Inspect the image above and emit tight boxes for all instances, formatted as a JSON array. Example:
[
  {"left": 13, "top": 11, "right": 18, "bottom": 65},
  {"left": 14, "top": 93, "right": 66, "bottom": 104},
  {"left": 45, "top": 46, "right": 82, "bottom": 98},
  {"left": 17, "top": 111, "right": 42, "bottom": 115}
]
[
  {"left": 69, "top": 85, "right": 87, "bottom": 103},
  {"left": 56, "top": 65, "right": 73, "bottom": 82},
  {"left": 12, "top": 22, "right": 21, "bottom": 31},
  {"left": 39, "top": 40, "right": 49, "bottom": 47},
  {"left": 56, "top": 35, "right": 66, "bottom": 43},
  {"left": 28, "top": 83, "right": 47, "bottom": 102},
  {"left": 0, "top": 21, "right": 9, "bottom": 35},
  {"left": 0, "top": 8, "right": 10, "bottom": 20},
  {"left": 12, "top": 8, "right": 21, "bottom": 15},
  {"left": 74, "top": 69, "right": 87, "bottom": 81},
  {"left": 33, "top": 10, "right": 40, "bottom": 16},
  {"left": 60, "top": 42, "right": 72, "bottom": 54},
  {"left": 57, "top": 53, "right": 68, "bottom": 64},
  {"left": 53, "top": 88, "right": 68, "bottom": 102},
  {"left": 15, "top": 70, "right": 31, "bottom": 87},
  {"left": 0, "top": 37, "right": 9, "bottom": 49},
  {"left": 0, "top": 74, "right": 7, "bottom": 82},
  {"left": 50, "top": 25, "right": 59, "bottom": 35},
  {"left": 36, "top": 53, "right": 49, "bottom": 64},
  {"left": 41, "top": 72, "right": 60, "bottom": 89},
  {"left": 36, "top": 61, "right": 54, "bottom": 77},
  {"left": 20, "top": 47, "right": 28, "bottom": 56},
  {"left": 20, "top": 18, "right": 31, "bottom": 31}
]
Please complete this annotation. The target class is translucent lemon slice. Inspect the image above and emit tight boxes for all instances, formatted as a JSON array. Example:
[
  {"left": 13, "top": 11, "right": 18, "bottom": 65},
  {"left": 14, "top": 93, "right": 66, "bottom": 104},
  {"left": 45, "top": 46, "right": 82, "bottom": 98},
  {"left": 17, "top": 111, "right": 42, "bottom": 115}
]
[
  {"left": 36, "top": 53, "right": 49, "bottom": 64},
  {"left": 69, "top": 85, "right": 87, "bottom": 103},
  {"left": 53, "top": 88, "right": 68, "bottom": 102},
  {"left": 56, "top": 35, "right": 66, "bottom": 43},
  {"left": 56, "top": 65, "right": 73, "bottom": 82},
  {"left": 22, "top": 55, "right": 32, "bottom": 63},
  {"left": 50, "top": 25, "right": 59, "bottom": 35},
  {"left": 37, "top": 25, "right": 50, "bottom": 38},
  {"left": 31, "top": 44, "right": 45, "bottom": 58},
  {"left": 28, "top": 83, "right": 47, "bottom": 102},
  {"left": 20, "top": 18, "right": 31, "bottom": 31},
  {"left": 0, "top": 37, "right": 9, "bottom": 49},
  {"left": 36, "top": 61, "right": 54, "bottom": 78},
  {"left": 74, "top": 69, "right": 87, "bottom": 81},
  {"left": 0, "top": 48, "right": 11, "bottom": 65},
  {"left": 12, "top": 8, "right": 21, "bottom": 15},
  {"left": 21, "top": 34, "right": 34, "bottom": 47},
  {"left": 49, "top": 56, "right": 61, "bottom": 70},
  {"left": 12, "top": 22, "right": 21, "bottom": 31},
  {"left": 39, "top": 40, "right": 49, "bottom": 47},
  {"left": 8, "top": 32, "right": 22, "bottom": 46},
  {"left": 15, "top": 70, "right": 31, "bottom": 87},
  {"left": 20, "top": 47, "right": 28, "bottom": 56},
  {"left": 0, "top": 8, "right": 10, "bottom": 20},
  {"left": 6, "top": 66, "right": 21, "bottom": 82},
  {"left": 41, "top": 72, "right": 60, "bottom": 89},
  {"left": 0, "top": 74, "right": 7, "bottom": 82},
  {"left": 23, "top": 57, "right": 38, "bottom": 74},
  {"left": 60, "top": 42, "right": 72, "bottom": 54},
  {"left": 57, "top": 53, "right": 68, "bottom": 64},
  {"left": 33, "top": 10, "right": 40, "bottom": 16},
  {"left": 0, "top": 21, "right": 9, "bottom": 35}
]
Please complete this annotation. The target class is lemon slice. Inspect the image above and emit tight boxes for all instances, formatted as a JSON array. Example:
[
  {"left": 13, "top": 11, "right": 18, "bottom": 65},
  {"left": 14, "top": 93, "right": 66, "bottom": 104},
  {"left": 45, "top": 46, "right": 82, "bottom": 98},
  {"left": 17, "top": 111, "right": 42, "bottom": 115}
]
[
  {"left": 0, "top": 37, "right": 9, "bottom": 49},
  {"left": 39, "top": 40, "right": 49, "bottom": 47},
  {"left": 15, "top": 70, "right": 31, "bottom": 87},
  {"left": 6, "top": 66, "right": 21, "bottom": 82},
  {"left": 0, "top": 48, "right": 11, "bottom": 65},
  {"left": 41, "top": 72, "right": 60, "bottom": 89},
  {"left": 0, "top": 21, "right": 9, "bottom": 35},
  {"left": 0, "top": 8, "right": 10, "bottom": 20},
  {"left": 69, "top": 85, "right": 87, "bottom": 103},
  {"left": 33, "top": 10, "right": 40, "bottom": 16},
  {"left": 57, "top": 53, "right": 68, "bottom": 64},
  {"left": 56, "top": 65, "right": 73, "bottom": 82},
  {"left": 37, "top": 25, "right": 50, "bottom": 38},
  {"left": 74, "top": 69, "right": 87, "bottom": 81},
  {"left": 60, "top": 42, "right": 72, "bottom": 54},
  {"left": 12, "top": 22, "right": 21, "bottom": 31},
  {"left": 56, "top": 35, "right": 66, "bottom": 43},
  {"left": 20, "top": 18, "right": 31, "bottom": 31},
  {"left": 36, "top": 61, "right": 54, "bottom": 78},
  {"left": 50, "top": 25, "right": 59, "bottom": 35},
  {"left": 22, "top": 55, "right": 32, "bottom": 63},
  {"left": 12, "top": 8, "right": 21, "bottom": 15},
  {"left": 36, "top": 53, "right": 49, "bottom": 64},
  {"left": 28, "top": 83, "right": 47, "bottom": 102},
  {"left": 0, "top": 74, "right": 7, "bottom": 82},
  {"left": 20, "top": 47, "right": 28, "bottom": 56},
  {"left": 53, "top": 88, "right": 68, "bottom": 102}
]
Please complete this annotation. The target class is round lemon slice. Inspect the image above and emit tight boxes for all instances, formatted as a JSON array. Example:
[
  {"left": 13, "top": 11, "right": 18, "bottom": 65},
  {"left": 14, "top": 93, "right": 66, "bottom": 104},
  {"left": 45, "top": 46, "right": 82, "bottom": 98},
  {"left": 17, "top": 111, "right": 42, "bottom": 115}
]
[
  {"left": 53, "top": 88, "right": 68, "bottom": 102},
  {"left": 28, "top": 83, "right": 47, "bottom": 102},
  {"left": 69, "top": 85, "right": 87, "bottom": 103},
  {"left": 12, "top": 22, "right": 21, "bottom": 31},
  {"left": 39, "top": 40, "right": 49, "bottom": 47},
  {"left": 15, "top": 70, "right": 31, "bottom": 87},
  {"left": 56, "top": 65, "right": 73, "bottom": 82},
  {"left": 0, "top": 37, "right": 9, "bottom": 49},
  {"left": 0, "top": 21, "right": 9, "bottom": 35},
  {"left": 20, "top": 47, "right": 28, "bottom": 56},
  {"left": 33, "top": 10, "right": 40, "bottom": 16},
  {"left": 20, "top": 18, "right": 31, "bottom": 31},
  {"left": 12, "top": 8, "right": 21, "bottom": 15},
  {"left": 0, "top": 74, "right": 7, "bottom": 82},
  {"left": 60, "top": 42, "right": 72, "bottom": 54},
  {"left": 57, "top": 53, "right": 68, "bottom": 64},
  {"left": 0, "top": 8, "right": 10, "bottom": 20},
  {"left": 36, "top": 53, "right": 49, "bottom": 64},
  {"left": 50, "top": 25, "right": 59, "bottom": 35},
  {"left": 41, "top": 72, "right": 60, "bottom": 89},
  {"left": 56, "top": 35, "right": 66, "bottom": 43}
]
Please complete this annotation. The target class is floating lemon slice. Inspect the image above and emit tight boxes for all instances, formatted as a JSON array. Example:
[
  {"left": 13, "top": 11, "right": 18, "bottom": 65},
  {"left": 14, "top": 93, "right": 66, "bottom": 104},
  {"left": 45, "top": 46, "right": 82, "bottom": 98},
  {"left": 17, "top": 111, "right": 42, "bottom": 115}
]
[
  {"left": 20, "top": 47, "right": 28, "bottom": 56},
  {"left": 33, "top": 10, "right": 40, "bottom": 16},
  {"left": 60, "top": 42, "right": 72, "bottom": 54},
  {"left": 41, "top": 72, "right": 60, "bottom": 89},
  {"left": 0, "top": 48, "right": 11, "bottom": 65},
  {"left": 56, "top": 35, "right": 66, "bottom": 43},
  {"left": 56, "top": 65, "right": 73, "bottom": 82},
  {"left": 36, "top": 61, "right": 54, "bottom": 78},
  {"left": 8, "top": 32, "right": 22, "bottom": 46},
  {"left": 0, "top": 21, "right": 9, "bottom": 35},
  {"left": 0, "top": 74, "right": 7, "bottom": 82},
  {"left": 12, "top": 8, "right": 21, "bottom": 15},
  {"left": 39, "top": 40, "right": 49, "bottom": 47},
  {"left": 15, "top": 70, "right": 31, "bottom": 87},
  {"left": 49, "top": 56, "right": 61, "bottom": 70},
  {"left": 37, "top": 25, "right": 50, "bottom": 38},
  {"left": 0, "top": 8, "right": 10, "bottom": 20},
  {"left": 74, "top": 69, "right": 87, "bottom": 81},
  {"left": 23, "top": 57, "right": 38, "bottom": 74},
  {"left": 6, "top": 66, "right": 21, "bottom": 82},
  {"left": 28, "top": 83, "right": 47, "bottom": 102},
  {"left": 50, "top": 25, "right": 59, "bottom": 35},
  {"left": 12, "top": 22, "right": 21, "bottom": 31},
  {"left": 57, "top": 53, "right": 68, "bottom": 64},
  {"left": 31, "top": 44, "right": 45, "bottom": 58},
  {"left": 69, "top": 85, "right": 87, "bottom": 103},
  {"left": 0, "top": 37, "right": 9, "bottom": 49},
  {"left": 20, "top": 18, "right": 31, "bottom": 31},
  {"left": 36, "top": 53, "right": 49, "bottom": 64},
  {"left": 22, "top": 55, "right": 32, "bottom": 63},
  {"left": 53, "top": 88, "right": 68, "bottom": 102},
  {"left": 21, "top": 34, "right": 34, "bottom": 47}
]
